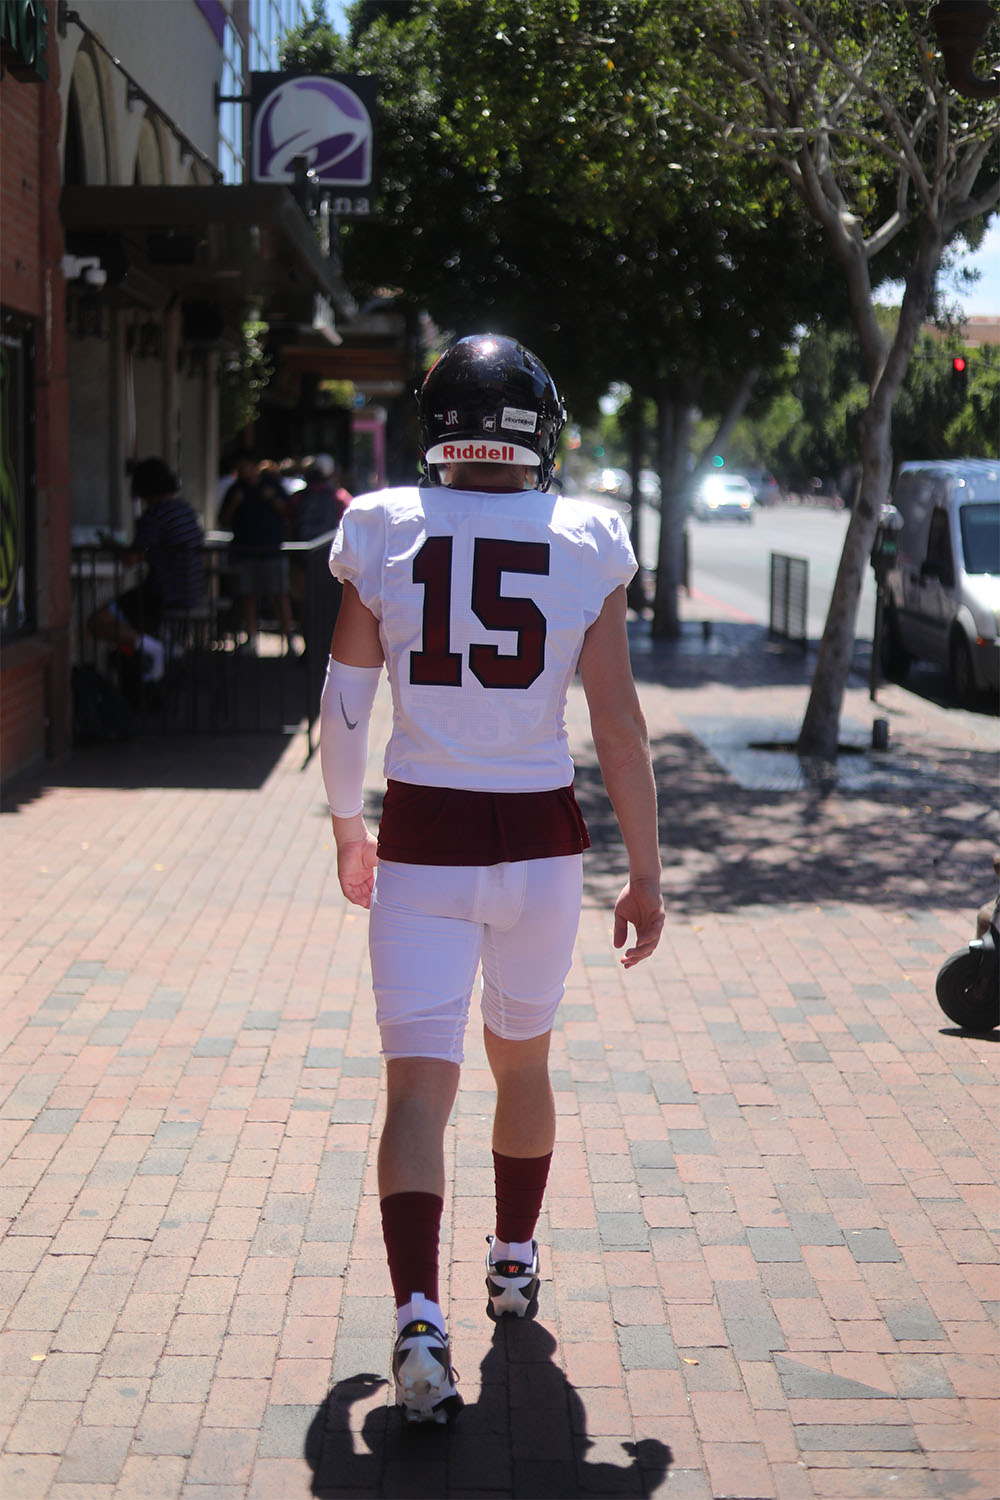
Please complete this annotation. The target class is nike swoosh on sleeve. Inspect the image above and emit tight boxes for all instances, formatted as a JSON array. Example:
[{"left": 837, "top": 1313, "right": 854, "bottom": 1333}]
[{"left": 339, "top": 693, "right": 358, "bottom": 731}]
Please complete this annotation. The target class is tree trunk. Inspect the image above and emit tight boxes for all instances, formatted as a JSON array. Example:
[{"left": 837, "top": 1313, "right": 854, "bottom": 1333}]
[
  {"left": 695, "top": 365, "right": 759, "bottom": 471},
  {"left": 651, "top": 393, "right": 691, "bottom": 639},
  {"left": 795, "top": 410, "right": 892, "bottom": 758},
  {"left": 796, "top": 222, "right": 946, "bottom": 760},
  {"left": 650, "top": 367, "right": 757, "bottom": 639},
  {"left": 625, "top": 397, "right": 647, "bottom": 614}
]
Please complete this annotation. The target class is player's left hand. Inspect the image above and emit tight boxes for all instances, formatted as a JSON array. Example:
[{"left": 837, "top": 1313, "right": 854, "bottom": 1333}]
[
  {"left": 335, "top": 824, "right": 379, "bottom": 908},
  {"left": 612, "top": 877, "right": 665, "bottom": 967}
]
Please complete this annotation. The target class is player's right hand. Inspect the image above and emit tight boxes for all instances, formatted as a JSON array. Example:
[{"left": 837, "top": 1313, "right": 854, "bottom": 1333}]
[{"left": 335, "top": 825, "right": 379, "bottom": 908}]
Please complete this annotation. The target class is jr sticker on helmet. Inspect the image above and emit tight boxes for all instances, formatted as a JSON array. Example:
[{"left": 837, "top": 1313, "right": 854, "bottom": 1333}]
[{"left": 501, "top": 407, "right": 539, "bottom": 434}]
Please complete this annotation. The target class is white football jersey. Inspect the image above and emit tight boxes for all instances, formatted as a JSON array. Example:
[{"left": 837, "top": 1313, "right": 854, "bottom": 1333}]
[{"left": 329, "top": 485, "right": 636, "bottom": 792}]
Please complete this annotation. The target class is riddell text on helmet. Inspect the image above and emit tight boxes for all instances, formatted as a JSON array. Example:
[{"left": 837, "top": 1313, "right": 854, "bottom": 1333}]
[{"left": 441, "top": 443, "right": 518, "bottom": 461}]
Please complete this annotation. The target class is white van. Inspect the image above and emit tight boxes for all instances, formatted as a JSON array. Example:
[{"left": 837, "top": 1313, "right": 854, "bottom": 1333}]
[{"left": 882, "top": 460, "right": 999, "bottom": 703}]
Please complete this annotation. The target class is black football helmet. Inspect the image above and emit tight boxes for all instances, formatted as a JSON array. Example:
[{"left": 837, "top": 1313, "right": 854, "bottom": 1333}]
[{"left": 417, "top": 334, "right": 566, "bottom": 490}]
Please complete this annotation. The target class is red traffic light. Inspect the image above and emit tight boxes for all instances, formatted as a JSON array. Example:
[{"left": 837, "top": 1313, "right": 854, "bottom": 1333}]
[{"left": 952, "top": 355, "right": 967, "bottom": 373}]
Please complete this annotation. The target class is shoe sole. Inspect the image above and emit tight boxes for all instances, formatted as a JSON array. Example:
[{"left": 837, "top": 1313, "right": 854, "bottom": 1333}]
[
  {"left": 396, "top": 1380, "right": 463, "bottom": 1424},
  {"left": 399, "top": 1396, "right": 462, "bottom": 1425},
  {"left": 393, "top": 1326, "right": 460, "bottom": 1424},
  {"left": 485, "top": 1237, "right": 540, "bottom": 1321},
  {"left": 485, "top": 1285, "right": 539, "bottom": 1321},
  {"left": 485, "top": 1270, "right": 540, "bottom": 1321}
]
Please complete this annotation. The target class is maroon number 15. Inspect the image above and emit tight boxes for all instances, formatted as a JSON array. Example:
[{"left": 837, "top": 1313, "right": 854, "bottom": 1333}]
[{"left": 409, "top": 536, "right": 550, "bottom": 689}]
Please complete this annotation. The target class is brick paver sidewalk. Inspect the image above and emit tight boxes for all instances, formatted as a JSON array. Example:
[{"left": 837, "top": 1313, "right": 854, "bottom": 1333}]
[{"left": 1, "top": 614, "right": 998, "bottom": 1500}]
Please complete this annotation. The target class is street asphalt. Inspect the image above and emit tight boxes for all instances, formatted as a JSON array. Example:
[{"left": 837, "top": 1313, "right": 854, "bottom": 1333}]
[{"left": 1, "top": 591, "right": 998, "bottom": 1500}]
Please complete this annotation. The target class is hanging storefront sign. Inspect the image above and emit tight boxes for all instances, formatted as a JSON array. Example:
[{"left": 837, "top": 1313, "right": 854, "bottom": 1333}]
[{"left": 250, "top": 73, "right": 376, "bottom": 216}]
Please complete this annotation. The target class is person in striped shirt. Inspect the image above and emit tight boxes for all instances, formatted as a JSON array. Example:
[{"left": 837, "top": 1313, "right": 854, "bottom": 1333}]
[{"left": 92, "top": 457, "right": 204, "bottom": 681}]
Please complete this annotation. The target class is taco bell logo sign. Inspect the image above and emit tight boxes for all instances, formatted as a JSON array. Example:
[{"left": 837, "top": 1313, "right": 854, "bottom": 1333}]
[{"left": 251, "top": 73, "right": 376, "bottom": 215}]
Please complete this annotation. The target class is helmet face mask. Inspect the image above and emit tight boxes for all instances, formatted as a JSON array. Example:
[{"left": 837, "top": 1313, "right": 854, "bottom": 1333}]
[{"left": 417, "top": 334, "right": 566, "bottom": 490}]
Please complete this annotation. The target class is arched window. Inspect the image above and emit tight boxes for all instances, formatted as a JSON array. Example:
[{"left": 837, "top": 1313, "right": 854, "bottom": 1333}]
[
  {"left": 134, "top": 116, "right": 165, "bottom": 185},
  {"left": 65, "top": 48, "right": 109, "bottom": 185},
  {"left": 64, "top": 85, "right": 85, "bottom": 186}
]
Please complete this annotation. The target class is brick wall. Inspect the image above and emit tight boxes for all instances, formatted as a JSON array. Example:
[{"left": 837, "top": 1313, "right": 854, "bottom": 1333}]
[
  {"left": 0, "top": 639, "right": 52, "bottom": 774},
  {"left": 0, "top": 33, "right": 71, "bottom": 789},
  {"left": 0, "top": 78, "right": 43, "bottom": 309}
]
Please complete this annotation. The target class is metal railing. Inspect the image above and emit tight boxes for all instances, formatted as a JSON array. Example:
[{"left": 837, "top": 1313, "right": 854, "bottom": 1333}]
[
  {"left": 70, "top": 533, "right": 342, "bottom": 751},
  {"left": 769, "top": 552, "right": 809, "bottom": 650}
]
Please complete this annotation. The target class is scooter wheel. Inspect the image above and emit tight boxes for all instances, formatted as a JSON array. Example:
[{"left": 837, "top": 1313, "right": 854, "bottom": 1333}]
[{"left": 935, "top": 945, "right": 999, "bottom": 1031}]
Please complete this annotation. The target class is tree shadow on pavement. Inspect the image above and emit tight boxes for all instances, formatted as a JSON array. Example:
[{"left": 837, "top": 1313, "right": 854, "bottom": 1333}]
[
  {"left": 627, "top": 616, "right": 998, "bottom": 719},
  {"left": 305, "top": 1321, "right": 671, "bottom": 1499},
  {"left": 575, "top": 726, "right": 999, "bottom": 921},
  {"left": 628, "top": 618, "right": 817, "bottom": 694}
]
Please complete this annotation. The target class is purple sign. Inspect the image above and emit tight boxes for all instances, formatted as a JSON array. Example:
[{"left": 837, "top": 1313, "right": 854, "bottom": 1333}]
[{"left": 251, "top": 73, "right": 376, "bottom": 215}]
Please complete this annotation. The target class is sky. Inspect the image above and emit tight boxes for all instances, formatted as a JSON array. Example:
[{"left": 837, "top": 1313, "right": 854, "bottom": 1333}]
[
  {"left": 942, "top": 219, "right": 1000, "bottom": 318},
  {"left": 322, "top": 2, "right": 997, "bottom": 319}
]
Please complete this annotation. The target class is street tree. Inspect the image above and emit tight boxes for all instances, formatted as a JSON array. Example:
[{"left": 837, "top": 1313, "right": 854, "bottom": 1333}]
[
  {"left": 689, "top": 0, "right": 999, "bottom": 757},
  {"left": 283, "top": 1, "right": 849, "bottom": 635},
  {"left": 943, "top": 344, "right": 1000, "bottom": 453},
  {"left": 746, "top": 304, "right": 999, "bottom": 493}
]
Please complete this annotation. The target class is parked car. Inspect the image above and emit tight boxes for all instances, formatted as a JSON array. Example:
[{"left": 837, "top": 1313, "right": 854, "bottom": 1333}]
[
  {"left": 881, "top": 459, "right": 1000, "bottom": 703},
  {"left": 691, "top": 473, "right": 756, "bottom": 523}
]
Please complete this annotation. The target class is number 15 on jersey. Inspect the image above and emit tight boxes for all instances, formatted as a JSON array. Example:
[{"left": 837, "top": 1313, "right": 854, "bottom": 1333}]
[{"left": 409, "top": 536, "right": 551, "bottom": 691}]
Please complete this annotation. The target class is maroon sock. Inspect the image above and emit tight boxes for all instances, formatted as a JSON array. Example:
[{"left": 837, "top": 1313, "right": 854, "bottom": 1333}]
[
  {"left": 493, "top": 1150, "right": 552, "bottom": 1244},
  {"left": 380, "top": 1191, "right": 443, "bottom": 1308}
]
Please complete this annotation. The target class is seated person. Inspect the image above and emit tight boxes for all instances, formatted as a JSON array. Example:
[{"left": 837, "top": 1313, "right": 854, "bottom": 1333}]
[{"left": 92, "top": 457, "right": 205, "bottom": 682}]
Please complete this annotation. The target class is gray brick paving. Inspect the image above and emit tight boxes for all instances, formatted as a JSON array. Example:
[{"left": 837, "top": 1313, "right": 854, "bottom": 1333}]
[
  {"left": 846, "top": 1229, "right": 903, "bottom": 1263},
  {"left": 1, "top": 606, "right": 998, "bottom": 1498}
]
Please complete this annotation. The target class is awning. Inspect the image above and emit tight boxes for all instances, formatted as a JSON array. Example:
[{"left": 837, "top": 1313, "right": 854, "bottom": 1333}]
[
  {"left": 279, "top": 341, "right": 408, "bottom": 396},
  {"left": 60, "top": 184, "right": 355, "bottom": 328}
]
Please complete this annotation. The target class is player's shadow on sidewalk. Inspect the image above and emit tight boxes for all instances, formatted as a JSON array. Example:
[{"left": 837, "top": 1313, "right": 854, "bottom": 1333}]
[{"left": 304, "top": 1320, "right": 671, "bottom": 1499}]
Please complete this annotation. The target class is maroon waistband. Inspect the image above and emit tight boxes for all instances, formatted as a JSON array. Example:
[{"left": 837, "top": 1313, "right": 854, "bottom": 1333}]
[{"left": 376, "top": 780, "right": 590, "bottom": 866}]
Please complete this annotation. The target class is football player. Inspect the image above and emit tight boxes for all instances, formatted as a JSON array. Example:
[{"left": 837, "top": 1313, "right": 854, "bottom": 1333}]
[{"left": 320, "top": 334, "right": 664, "bottom": 1422}]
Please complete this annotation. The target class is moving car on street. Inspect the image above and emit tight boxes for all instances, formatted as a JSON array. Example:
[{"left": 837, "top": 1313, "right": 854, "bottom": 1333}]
[{"left": 691, "top": 473, "right": 757, "bottom": 523}]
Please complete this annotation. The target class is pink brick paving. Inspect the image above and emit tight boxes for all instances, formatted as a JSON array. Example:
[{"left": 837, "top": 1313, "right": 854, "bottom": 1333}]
[{"left": 1, "top": 608, "right": 998, "bottom": 1499}]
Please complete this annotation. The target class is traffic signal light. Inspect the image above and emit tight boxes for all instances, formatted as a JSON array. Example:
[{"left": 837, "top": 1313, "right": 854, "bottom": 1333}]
[{"left": 951, "top": 354, "right": 968, "bottom": 392}]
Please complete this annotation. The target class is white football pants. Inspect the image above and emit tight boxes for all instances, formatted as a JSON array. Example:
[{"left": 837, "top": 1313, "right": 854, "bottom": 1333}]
[{"left": 369, "top": 855, "right": 584, "bottom": 1064}]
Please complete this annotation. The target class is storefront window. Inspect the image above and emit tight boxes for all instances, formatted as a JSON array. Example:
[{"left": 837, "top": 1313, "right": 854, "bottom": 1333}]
[
  {"left": 249, "top": 0, "right": 309, "bottom": 70},
  {"left": 0, "top": 310, "right": 36, "bottom": 645},
  {"left": 219, "top": 20, "right": 245, "bottom": 184}
]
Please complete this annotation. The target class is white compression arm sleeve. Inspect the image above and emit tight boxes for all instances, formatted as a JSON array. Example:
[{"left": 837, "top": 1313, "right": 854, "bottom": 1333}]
[{"left": 319, "top": 658, "right": 382, "bottom": 817}]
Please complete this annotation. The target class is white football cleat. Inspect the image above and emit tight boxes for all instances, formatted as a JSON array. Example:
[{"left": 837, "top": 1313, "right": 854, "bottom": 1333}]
[
  {"left": 391, "top": 1310, "right": 460, "bottom": 1424},
  {"left": 485, "top": 1235, "right": 540, "bottom": 1320}
]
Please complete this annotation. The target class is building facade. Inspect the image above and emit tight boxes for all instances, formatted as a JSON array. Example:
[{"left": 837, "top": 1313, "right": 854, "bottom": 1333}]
[
  {"left": 0, "top": 0, "right": 361, "bottom": 788},
  {"left": 1, "top": 0, "right": 71, "bottom": 779}
]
